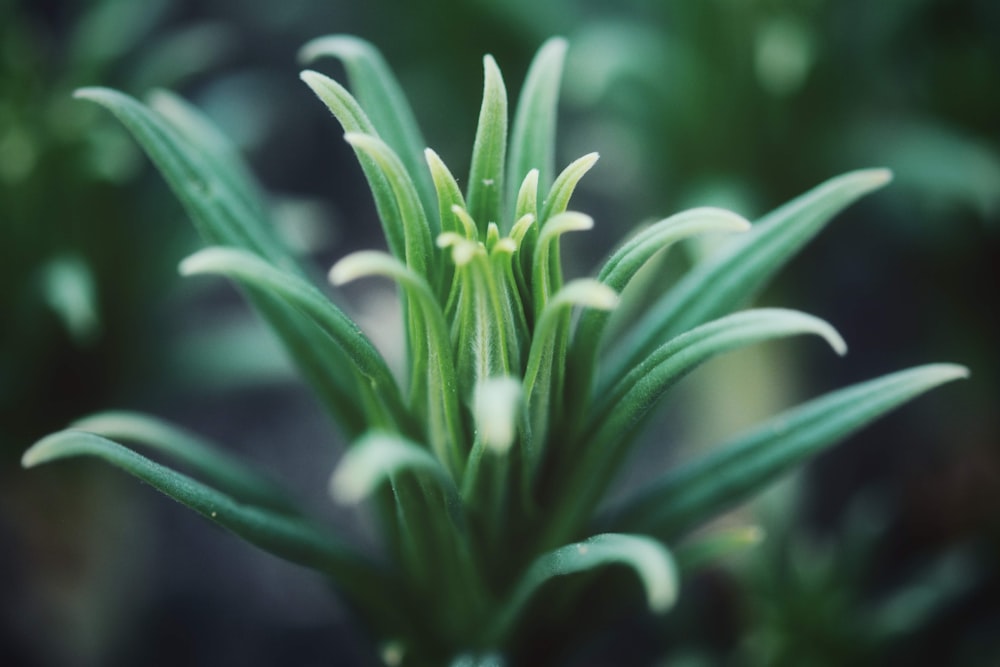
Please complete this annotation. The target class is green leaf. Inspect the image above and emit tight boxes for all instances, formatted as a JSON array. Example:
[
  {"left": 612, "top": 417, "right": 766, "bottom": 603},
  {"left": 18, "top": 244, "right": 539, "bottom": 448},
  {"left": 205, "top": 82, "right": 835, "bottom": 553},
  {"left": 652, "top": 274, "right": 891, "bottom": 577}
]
[
  {"left": 546, "top": 308, "right": 845, "bottom": 550},
  {"left": 72, "top": 411, "right": 297, "bottom": 514},
  {"left": 74, "top": 87, "right": 291, "bottom": 268},
  {"left": 523, "top": 280, "right": 618, "bottom": 485},
  {"left": 330, "top": 433, "right": 457, "bottom": 505},
  {"left": 299, "top": 70, "right": 405, "bottom": 262},
  {"left": 75, "top": 86, "right": 368, "bottom": 435},
  {"left": 299, "top": 35, "right": 437, "bottom": 230},
  {"left": 493, "top": 533, "right": 677, "bottom": 642},
  {"left": 466, "top": 55, "right": 508, "bottom": 236},
  {"left": 614, "top": 363, "right": 969, "bottom": 540},
  {"left": 570, "top": 207, "right": 751, "bottom": 396},
  {"left": 331, "top": 251, "right": 465, "bottom": 478},
  {"left": 531, "top": 211, "right": 593, "bottom": 317},
  {"left": 609, "top": 169, "right": 892, "bottom": 384},
  {"left": 345, "top": 132, "right": 434, "bottom": 281},
  {"left": 21, "top": 431, "right": 396, "bottom": 612},
  {"left": 506, "top": 37, "right": 568, "bottom": 217},
  {"left": 180, "top": 247, "right": 409, "bottom": 433},
  {"left": 538, "top": 152, "right": 599, "bottom": 224},
  {"left": 148, "top": 88, "right": 269, "bottom": 227}
]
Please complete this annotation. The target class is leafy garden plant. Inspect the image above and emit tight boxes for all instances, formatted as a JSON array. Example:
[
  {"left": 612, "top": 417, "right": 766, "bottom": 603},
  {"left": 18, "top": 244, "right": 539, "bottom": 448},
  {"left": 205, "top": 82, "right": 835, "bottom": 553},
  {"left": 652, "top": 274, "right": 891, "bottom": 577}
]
[{"left": 23, "top": 36, "right": 966, "bottom": 665}]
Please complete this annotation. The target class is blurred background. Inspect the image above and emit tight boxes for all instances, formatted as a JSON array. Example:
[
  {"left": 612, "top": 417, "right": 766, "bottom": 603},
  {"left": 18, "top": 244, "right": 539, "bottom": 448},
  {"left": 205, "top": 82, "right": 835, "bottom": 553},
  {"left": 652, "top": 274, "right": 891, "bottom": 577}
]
[{"left": 1, "top": 0, "right": 997, "bottom": 665}]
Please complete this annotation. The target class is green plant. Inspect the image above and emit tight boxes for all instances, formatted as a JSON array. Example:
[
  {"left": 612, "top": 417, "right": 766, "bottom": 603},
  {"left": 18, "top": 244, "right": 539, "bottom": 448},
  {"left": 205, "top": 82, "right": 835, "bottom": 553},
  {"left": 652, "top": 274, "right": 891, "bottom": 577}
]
[{"left": 22, "top": 36, "right": 967, "bottom": 665}]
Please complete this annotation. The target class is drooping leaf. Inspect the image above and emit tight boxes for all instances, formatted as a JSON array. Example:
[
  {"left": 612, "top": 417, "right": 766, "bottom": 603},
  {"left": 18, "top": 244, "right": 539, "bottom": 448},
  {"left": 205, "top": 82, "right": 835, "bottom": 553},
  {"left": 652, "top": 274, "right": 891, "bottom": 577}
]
[
  {"left": 75, "top": 86, "right": 368, "bottom": 435},
  {"left": 180, "top": 247, "right": 410, "bottom": 434},
  {"left": 72, "top": 411, "right": 297, "bottom": 514},
  {"left": 531, "top": 211, "right": 593, "bottom": 317},
  {"left": 21, "top": 431, "right": 397, "bottom": 613},
  {"left": 466, "top": 55, "right": 508, "bottom": 236},
  {"left": 613, "top": 363, "right": 969, "bottom": 540},
  {"left": 569, "top": 207, "right": 751, "bottom": 395},
  {"left": 546, "top": 308, "right": 846, "bottom": 549},
  {"left": 492, "top": 533, "right": 678, "bottom": 643},
  {"left": 608, "top": 169, "right": 892, "bottom": 384},
  {"left": 330, "top": 433, "right": 457, "bottom": 505},
  {"left": 74, "top": 87, "right": 291, "bottom": 267}
]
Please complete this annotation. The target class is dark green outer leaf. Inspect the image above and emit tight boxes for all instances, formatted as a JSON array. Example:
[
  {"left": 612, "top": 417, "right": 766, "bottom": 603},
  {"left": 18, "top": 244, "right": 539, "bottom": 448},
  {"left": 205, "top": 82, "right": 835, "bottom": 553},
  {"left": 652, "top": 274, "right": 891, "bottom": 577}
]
[
  {"left": 607, "top": 169, "right": 892, "bottom": 386},
  {"left": 75, "top": 87, "right": 367, "bottom": 435},
  {"left": 299, "top": 35, "right": 437, "bottom": 232},
  {"left": 612, "top": 363, "right": 969, "bottom": 540},
  {"left": 22, "top": 431, "right": 400, "bottom": 622}
]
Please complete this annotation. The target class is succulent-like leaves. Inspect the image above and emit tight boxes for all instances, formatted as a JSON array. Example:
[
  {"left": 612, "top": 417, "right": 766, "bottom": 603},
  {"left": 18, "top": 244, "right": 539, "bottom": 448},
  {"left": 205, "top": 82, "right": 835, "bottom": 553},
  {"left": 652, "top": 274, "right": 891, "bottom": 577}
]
[
  {"left": 608, "top": 169, "right": 893, "bottom": 386},
  {"left": 613, "top": 363, "right": 969, "bottom": 540}
]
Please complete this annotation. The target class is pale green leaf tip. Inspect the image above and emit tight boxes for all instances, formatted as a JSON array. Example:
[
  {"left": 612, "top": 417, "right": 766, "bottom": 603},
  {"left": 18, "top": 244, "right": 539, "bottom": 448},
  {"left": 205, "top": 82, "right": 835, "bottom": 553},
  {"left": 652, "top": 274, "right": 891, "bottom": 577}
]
[
  {"left": 21, "top": 431, "right": 79, "bottom": 469},
  {"left": 297, "top": 34, "right": 367, "bottom": 65},
  {"left": 72, "top": 86, "right": 108, "bottom": 102},
  {"left": 329, "top": 252, "right": 375, "bottom": 286},
  {"left": 474, "top": 377, "right": 523, "bottom": 454}
]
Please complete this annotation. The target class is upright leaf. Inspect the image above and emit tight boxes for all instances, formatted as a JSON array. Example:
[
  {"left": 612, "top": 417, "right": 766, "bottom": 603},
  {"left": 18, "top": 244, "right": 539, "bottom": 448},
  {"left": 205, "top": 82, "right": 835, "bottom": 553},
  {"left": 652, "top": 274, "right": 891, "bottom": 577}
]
[{"left": 466, "top": 55, "right": 508, "bottom": 236}]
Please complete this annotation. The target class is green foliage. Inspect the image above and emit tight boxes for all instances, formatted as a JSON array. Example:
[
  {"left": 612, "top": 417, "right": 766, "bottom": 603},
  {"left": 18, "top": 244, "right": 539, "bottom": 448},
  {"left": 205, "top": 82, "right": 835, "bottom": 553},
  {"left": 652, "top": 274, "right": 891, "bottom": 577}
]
[{"left": 23, "top": 36, "right": 966, "bottom": 665}]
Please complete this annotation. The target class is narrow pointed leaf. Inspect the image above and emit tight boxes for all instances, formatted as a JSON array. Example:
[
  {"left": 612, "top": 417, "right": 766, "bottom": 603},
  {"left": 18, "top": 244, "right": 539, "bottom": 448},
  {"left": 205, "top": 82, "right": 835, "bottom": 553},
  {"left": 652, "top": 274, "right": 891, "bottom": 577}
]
[
  {"left": 299, "top": 70, "right": 405, "bottom": 261},
  {"left": 22, "top": 431, "right": 395, "bottom": 606},
  {"left": 614, "top": 363, "right": 969, "bottom": 540},
  {"left": 345, "top": 132, "right": 434, "bottom": 279},
  {"left": 570, "top": 208, "right": 751, "bottom": 394},
  {"left": 180, "top": 247, "right": 408, "bottom": 432},
  {"left": 72, "top": 411, "right": 297, "bottom": 514},
  {"left": 610, "top": 169, "right": 892, "bottom": 382},
  {"left": 299, "top": 35, "right": 437, "bottom": 228},
  {"left": 147, "top": 89, "right": 268, "bottom": 226},
  {"left": 466, "top": 55, "right": 508, "bottom": 235},
  {"left": 76, "top": 86, "right": 370, "bottom": 435},
  {"left": 331, "top": 251, "right": 465, "bottom": 477},
  {"left": 532, "top": 211, "right": 593, "bottom": 316},
  {"left": 493, "top": 533, "right": 677, "bottom": 642},
  {"left": 506, "top": 38, "right": 568, "bottom": 216},
  {"left": 538, "top": 152, "right": 599, "bottom": 224},
  {"left": 74, "top": 87, "right": 291, "bottom": 267},
  {"left": 547, "top": 309, "right": 845, "bottom": 549}
]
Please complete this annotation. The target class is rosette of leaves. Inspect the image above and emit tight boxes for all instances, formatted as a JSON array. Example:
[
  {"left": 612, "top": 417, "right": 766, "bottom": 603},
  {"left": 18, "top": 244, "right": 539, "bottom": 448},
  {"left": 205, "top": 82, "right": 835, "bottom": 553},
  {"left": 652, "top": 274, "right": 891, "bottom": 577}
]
[{"left": 23, "top": 36, "right": 967, "bottom": 665}]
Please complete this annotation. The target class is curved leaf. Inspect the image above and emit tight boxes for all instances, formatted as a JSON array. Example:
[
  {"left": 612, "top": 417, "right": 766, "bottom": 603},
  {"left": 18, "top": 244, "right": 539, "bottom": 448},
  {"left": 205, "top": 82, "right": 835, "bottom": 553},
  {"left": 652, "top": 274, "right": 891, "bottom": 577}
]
[
  {"left": 330, "top": 433, "right": 457, "bottom": 505},
  {"left": 180, "top": 247, "right": 409, "bottom": 433},
  {"left": 546, "top": 308, "right": 845, "bottom": 549},
  {"left": 299, "top": 35, "right": 436, "bottom": 226},
  {"left": 74, "top": 87, "right": 289, "bottom": 267},
  {"left": 492, "top": 533, "right": 677, "bottom": 642},
  {"left": 331, "top": 251, "right": 465, "bottom": 478},
  {"left": 72, "top": 411, "right": 297, "bottom": 514},
  {"left": 570, "top": 207, "right": 751, "bottom": 395},
  {"left": 22, "top": 431, "right": 395, "bottom": 609},
  {"left": 299, "top": 70, "right": 405, "bottom": 262},
  {"left": 531, "top": 211, "right": 593, "bottom": 317},
  {"left": 609, "top": 169, "right": 892, "bottom": 384},
  {"left": 538, "top": 152, "right": 599, "bottom": 224},
  {"left": 614, "top": 363, "right": 969, "bottom": 540}
]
